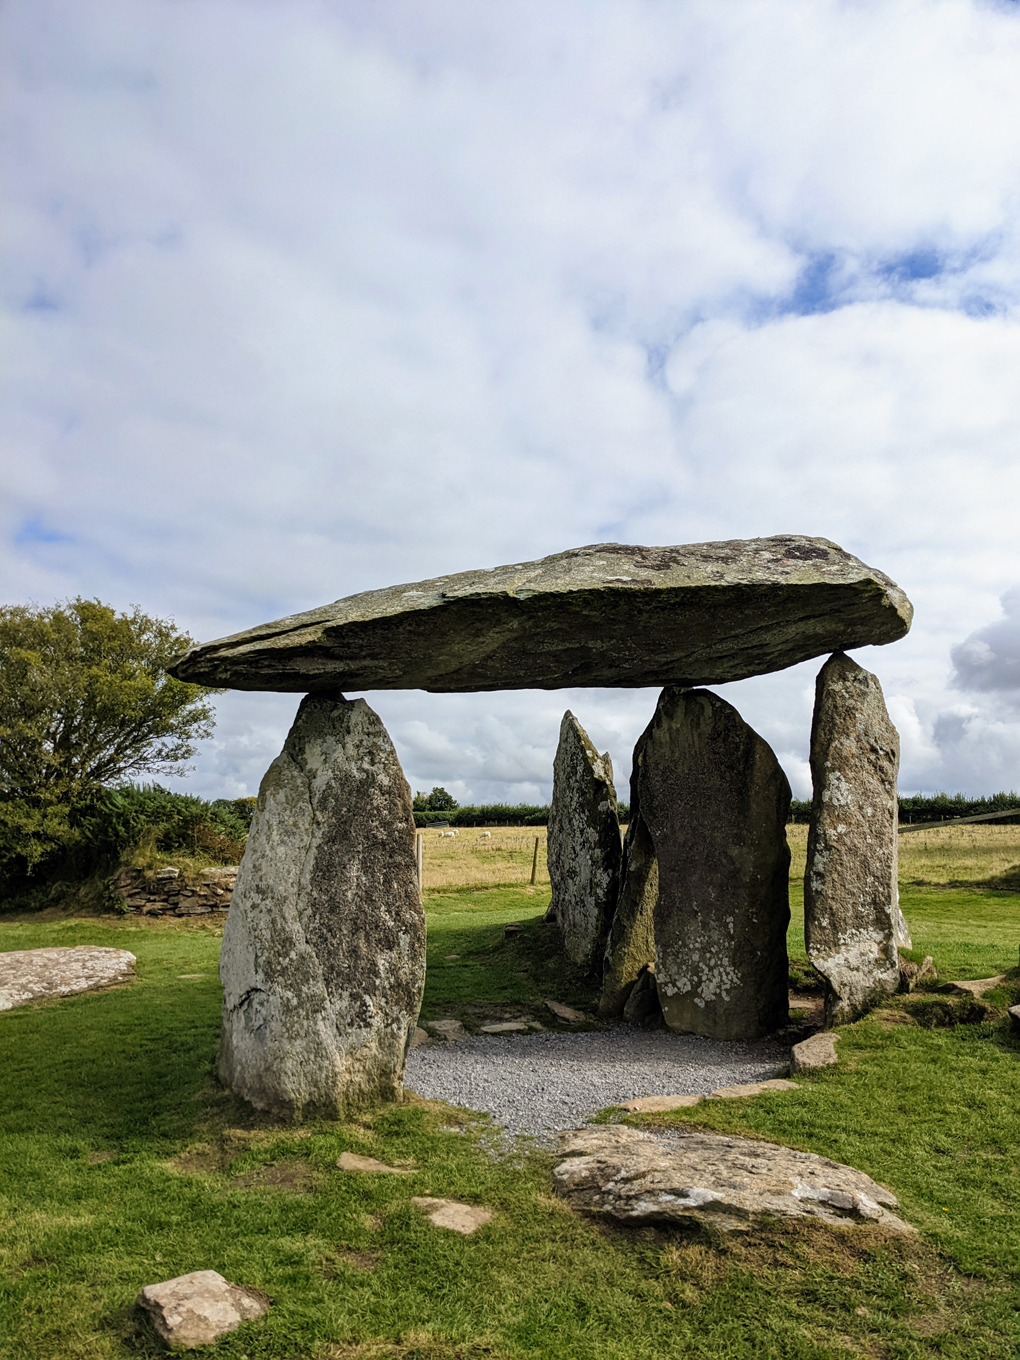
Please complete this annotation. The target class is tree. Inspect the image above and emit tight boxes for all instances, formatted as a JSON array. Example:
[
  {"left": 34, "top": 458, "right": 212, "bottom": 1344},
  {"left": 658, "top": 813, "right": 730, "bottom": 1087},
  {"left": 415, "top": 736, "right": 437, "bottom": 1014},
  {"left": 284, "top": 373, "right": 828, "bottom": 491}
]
[
  {"left": 425, "top": 786, "right": 459, "bottom": 812},
  {"left": 0, "top": 598, "right": 219, "bottom": 871}
]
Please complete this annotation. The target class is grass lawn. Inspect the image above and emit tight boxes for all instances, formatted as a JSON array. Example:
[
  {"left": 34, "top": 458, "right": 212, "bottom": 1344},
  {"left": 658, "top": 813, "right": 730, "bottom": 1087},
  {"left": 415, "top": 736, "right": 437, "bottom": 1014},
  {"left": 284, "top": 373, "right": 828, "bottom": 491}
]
[{"left": 3, "top": 873, "right": 1020, "bottom": 1358}]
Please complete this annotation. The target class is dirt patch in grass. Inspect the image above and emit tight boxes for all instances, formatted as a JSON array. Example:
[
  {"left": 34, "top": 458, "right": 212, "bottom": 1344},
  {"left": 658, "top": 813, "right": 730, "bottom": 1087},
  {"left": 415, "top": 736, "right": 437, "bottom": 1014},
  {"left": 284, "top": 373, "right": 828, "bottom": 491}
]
[
  {"left": 320, "top": 1337, "right": 510, "bottom": 1360},
  {"left": 170, "top": 1145, "right": 227, "bottom": 1175},
  {"left": 230, "top": 1157, "right": 319, "bottom": 1192},
  {"left": 322, "top": 1249, "right": 380, "bottom": 1276}
]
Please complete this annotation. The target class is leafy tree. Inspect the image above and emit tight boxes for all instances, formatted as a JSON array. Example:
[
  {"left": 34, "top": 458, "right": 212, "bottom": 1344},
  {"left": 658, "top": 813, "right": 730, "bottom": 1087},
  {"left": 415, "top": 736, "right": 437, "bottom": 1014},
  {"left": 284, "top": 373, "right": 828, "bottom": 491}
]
[
  {"left": 425, "top": 786, "right": 459, "bottom": 812},
  {"left": 0, "top": 598, "right": 219, "bottom": 872}
]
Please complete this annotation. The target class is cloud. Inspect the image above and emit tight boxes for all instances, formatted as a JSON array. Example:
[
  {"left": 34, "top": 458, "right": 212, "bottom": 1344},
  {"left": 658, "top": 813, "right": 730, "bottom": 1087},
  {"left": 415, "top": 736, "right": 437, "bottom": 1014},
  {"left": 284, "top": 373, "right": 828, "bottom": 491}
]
[
  {"left": 4, "top": 0, "right": 1020, "bottom": 800},
  {"left": 950, "top": 589, "right": 1020, "bottom": 696}
]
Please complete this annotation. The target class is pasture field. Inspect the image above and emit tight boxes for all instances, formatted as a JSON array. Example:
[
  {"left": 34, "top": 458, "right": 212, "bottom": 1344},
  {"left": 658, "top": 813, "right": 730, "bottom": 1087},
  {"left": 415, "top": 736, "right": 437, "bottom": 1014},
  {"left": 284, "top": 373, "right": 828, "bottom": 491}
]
[{"left": 2, "top": 826, "right": 1020, "bottom": 1358}]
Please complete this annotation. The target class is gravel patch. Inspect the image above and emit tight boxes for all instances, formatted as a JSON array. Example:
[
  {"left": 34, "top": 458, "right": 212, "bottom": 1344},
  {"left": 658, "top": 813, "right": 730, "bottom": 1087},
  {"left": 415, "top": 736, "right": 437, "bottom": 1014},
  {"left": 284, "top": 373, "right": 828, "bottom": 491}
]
[{"left": 405, "top": 1027, "right": 791, "bottom": 1138}]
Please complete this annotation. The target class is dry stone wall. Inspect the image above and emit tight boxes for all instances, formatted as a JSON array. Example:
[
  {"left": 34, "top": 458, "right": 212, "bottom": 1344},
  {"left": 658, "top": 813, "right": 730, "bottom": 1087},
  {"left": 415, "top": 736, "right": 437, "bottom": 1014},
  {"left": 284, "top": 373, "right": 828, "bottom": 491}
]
[{"left": 108, "top": 865, "right": 238, "bottom": 916}]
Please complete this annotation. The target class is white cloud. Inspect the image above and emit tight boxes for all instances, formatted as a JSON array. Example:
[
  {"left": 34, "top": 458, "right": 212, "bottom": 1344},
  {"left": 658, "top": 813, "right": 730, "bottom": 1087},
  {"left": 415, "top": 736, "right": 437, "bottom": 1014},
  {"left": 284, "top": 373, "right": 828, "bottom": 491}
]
[{"left": 4, "top": 0, "right": 1020, "bottom": 802}]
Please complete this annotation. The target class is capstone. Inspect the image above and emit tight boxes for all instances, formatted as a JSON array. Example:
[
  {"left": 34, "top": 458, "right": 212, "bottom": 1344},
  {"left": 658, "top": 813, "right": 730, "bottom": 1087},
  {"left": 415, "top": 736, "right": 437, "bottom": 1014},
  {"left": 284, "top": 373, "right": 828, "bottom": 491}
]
[
  {"left": 167, "top": 536, "right": 912, "bottom": 693},
  {"left": 805, "top": 653, "right": 901, "bottom": 1025},
  {"left": 217, "top": 693, "right": 425, "bottom": 1117},
  {"left": 547, "top": 711, "right": 622, "bottom": 971},
  {"left": 636, "top": 687, "right": 791, "bottom": 1041}
]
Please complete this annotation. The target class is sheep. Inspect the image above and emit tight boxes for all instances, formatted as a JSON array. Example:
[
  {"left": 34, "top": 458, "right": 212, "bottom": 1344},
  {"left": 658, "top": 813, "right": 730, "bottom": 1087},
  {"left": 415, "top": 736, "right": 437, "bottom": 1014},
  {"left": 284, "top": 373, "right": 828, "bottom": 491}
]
[{"left": 478, "top": 831, "right": 492, "bottom": 840}]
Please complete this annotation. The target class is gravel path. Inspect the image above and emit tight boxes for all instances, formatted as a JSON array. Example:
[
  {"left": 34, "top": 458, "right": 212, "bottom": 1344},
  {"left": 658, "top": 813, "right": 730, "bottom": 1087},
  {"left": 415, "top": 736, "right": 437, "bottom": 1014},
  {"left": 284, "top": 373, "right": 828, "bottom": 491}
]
[{"left": 404, "top": 1028, "right": 791, "bottom": 1138}]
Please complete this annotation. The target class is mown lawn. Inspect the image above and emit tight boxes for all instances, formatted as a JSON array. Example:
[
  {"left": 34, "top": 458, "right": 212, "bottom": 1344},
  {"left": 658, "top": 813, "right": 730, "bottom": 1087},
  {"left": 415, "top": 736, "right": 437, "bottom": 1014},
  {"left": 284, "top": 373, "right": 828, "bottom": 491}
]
[{"left": 2, "top": 884, "right": 1020, "bottom": 1359}]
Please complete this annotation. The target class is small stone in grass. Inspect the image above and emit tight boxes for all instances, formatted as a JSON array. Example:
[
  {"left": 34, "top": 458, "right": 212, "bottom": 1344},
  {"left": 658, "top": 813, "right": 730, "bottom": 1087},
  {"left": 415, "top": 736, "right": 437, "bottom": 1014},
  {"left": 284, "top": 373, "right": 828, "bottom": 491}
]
[
  {"left": 426, "top": 1018, "right": 468, "bottom": 1042},
  {"left": 1008, "top": 1004, "right": 1020, "bottom": 1032},
  {"left": 545, "top": 999, "right": 587, "bottom": 1023},
  {"left": 791, "top": 1032, "right": 839, "bottom": 1073},
  {"left": 136, "top": 1269, "right": 268, "bottom": 1349},
  {"left": 336, "top": 1152, "right": 415, "bottom": 1175},
  {"left": 408, "top": 1026, "right": 432, "bottom": 1051},
  {"left": 479, "top": 1022, "right": 529, "bottom": 1034},
  {"left": 504, "top": 922, "right": 522, "bottom": 937},
  {"left": 178, "top": 974, "right": 205, "bottom": 979},
  {"left": 411, "top": 1197, "right": 493, "bottom": 1234},
  {"left": 444, "top": 954, "right": 460, "bottom": 960}
]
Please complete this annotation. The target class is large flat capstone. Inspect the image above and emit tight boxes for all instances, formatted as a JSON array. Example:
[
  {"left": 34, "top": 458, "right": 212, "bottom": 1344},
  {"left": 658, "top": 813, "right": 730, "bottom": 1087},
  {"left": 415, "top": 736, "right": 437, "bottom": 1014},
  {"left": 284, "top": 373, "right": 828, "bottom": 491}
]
[
  {"left": 218, "top": 692, "right": 426, "bottom": 1117},
  {"left": 0, "top": 946, "right": 136, "bottom": 1010},
  {"left": 167, "top": 537, "right": 912, "bottom": 692},
  {"left": 553, "top": 1125, "right": 913, "bottom": 1234}
]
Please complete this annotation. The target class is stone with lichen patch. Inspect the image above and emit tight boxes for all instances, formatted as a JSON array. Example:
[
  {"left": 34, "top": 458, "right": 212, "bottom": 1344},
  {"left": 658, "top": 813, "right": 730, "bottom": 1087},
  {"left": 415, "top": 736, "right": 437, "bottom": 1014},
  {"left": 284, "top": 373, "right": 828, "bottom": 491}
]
[
  {"left": 136, "top": 1269, "right": 268, "bottom": 1349},
  {"left": 0, "top": 946, "right": 135, "bottom": 1011},
  {"left": 411, "top": 1197, "right": 493, "bottom": 1234},
  {"left": 167, "top": 536, "right": 912, "bottom": 693},
  {"left": 547, "top": 712, "right": 622, "bottom": 971},
  {"left": 805, "top": 653, "right": 901, "bottom": 1025},
  {"left": 636, "top": 687, "right": 791, "bottom": 1041},
  {"left": 217, "top": 693, "right": 425, "bottom": 1118},
  {"left": 600, "top": 778, "right": 658, "bottom": 1018},
  {"left": 553, "top": 1125, "right": 912, "bottom": 1234}
]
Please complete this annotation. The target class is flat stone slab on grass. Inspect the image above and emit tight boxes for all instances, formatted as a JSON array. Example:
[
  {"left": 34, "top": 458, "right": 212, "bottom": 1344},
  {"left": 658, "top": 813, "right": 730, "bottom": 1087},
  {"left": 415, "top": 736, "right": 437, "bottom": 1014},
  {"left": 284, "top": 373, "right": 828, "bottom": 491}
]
[
  {"left": 336, "top": 1152, "right": 415, "bottom": 1175},
  {"left": 168, "top": 536, "right": 912, "bottom": 693},
  {"left": 545, "top": 1000, "right": 587, "bottom": 1023},
  {"left": 411, "top": 1197, "right": 493, "bottom": 1234},
  {"left": 553, "top": 1125, "right": 913, "bottom": 1234},
  {"left": 0, "top": 946, "right": 136, "bottom": 1011},
  {"left": 480, "top": 1022, "right": 530, "bottom": 1034},
  {"left": 709, "top": 1078, "right": 798, "bottom": 1099},
  {"left": 426, "top": 1019, "right": 468, "bottom": 1042},
  {"left": 791, "top": 1033, "right": 840, "bottom": 1073},
  {"left": 947, "top": 976, "right": 1006, "bottom": 998},
  {"left": 619, "top": 1093, "right": 705, "bottom": 1112},
  {"left": 136, "top": 1269, "right": 268, "bottom": 1349}
]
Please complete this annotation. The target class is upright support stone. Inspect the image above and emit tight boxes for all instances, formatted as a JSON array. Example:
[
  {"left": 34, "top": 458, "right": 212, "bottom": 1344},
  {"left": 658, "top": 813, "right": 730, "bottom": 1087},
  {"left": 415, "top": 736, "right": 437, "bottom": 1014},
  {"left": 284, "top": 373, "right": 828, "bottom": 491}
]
[
  {"left": 218, "top": 693, "right": 426, "bottom": 1117},
  {"left": 637, "top": 687, "right": 791, "bottom": 1041},
  {"left": 600, "top": 772, "right": 658, "bottom": 1018},
  {"left": 547, "top": 712, "right": 622, "bottom": 972},
  {"left": 805, "top": 653, "right": 901, "bottom": 1025}
]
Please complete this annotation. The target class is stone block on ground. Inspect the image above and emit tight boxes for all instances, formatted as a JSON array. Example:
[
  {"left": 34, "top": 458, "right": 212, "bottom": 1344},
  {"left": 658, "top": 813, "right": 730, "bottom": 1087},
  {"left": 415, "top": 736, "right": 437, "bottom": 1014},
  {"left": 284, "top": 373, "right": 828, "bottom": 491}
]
[
  {"left": 410, "top": 1197, "right": 493, "bottom": 1234},
  {"left": 619, "top": 1093, "right": 703, "bottom": 1112},
  {"left": 136, "top": 1269, "right": 268, "bottom": 1350},
  {"left": 545, "top": 999, "right": 587, "bottom": 1023},
  {"left": 621, "top": 964, "right": 663, "bottom": 1029},
  {"left": 553, "top": 1126, "right": 912, "bottom": 1234},
  {"left": 426, "top": 1018, "right": 468, "bottom": 1042},
  {"left": 898, "top": 955, "right": 936, "bottom": 993},
  {"left": 791, "top": 1032, "right": 840, "bottom": 1073},
  {"left": 709, "top": 1078, "right": 798, "bottom": 1099},
  {"left": 479, "top": 1022, "right": 529, "bottom": 1034},
  {"left": 408, "top": 1026, "right": 433, "bottom": 1051},
  {"left": 946, "top": 975, "right": 1006, "bottom": 998},
  {"left": 217, "top": 693, "right": 426, "bottom": 1118},
  {"left": 169, "top": 536, "right": 912, "bottom": 693},
  {"left": 547, "top": 711, "right": 622, "bottom": 971},
  {"left": 805, "top": 653, "right": 902, "bottom": 1025},
  {"left": 1008, "top": 1004, "right": 1020, "bottom": 1032},
  {"left": 0, "top": 946, "right": 136, "bottom": 1011},
  {"left": 636, "top": 687, "right": 791, "bottom": 1041}
]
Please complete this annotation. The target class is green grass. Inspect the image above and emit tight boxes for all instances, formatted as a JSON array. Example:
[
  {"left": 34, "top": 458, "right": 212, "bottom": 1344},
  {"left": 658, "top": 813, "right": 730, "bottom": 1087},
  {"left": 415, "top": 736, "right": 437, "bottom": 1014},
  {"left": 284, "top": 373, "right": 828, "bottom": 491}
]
[{"left": 3, "top": 889, "right": 1020, "bottom": 1358}]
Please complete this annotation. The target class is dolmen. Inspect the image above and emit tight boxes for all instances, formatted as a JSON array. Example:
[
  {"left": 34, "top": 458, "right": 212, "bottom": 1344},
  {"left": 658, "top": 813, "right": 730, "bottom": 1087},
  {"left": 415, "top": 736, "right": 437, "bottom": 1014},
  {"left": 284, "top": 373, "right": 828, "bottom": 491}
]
[{"left": 169, "top": 535, "right": 913, "bottom": 1113}]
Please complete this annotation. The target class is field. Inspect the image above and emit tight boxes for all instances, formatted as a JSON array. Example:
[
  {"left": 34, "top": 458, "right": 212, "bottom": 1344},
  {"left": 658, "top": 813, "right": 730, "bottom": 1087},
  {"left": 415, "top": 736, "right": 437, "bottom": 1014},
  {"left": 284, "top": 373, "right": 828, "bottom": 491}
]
[{"left": 2, "top": 827, "right": 1020, "bottom": 1358}]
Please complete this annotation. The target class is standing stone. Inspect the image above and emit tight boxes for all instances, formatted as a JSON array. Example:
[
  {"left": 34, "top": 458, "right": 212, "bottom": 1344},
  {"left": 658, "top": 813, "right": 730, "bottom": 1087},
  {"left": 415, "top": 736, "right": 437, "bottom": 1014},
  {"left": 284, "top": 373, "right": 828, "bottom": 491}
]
[
  {"left": 805, "top": 653, "right": 901, "bottom": 1025},
  {"left": 600, "top": 774, "right": 658, "bottom": 1018},
  {"left": 218, "top": 693, "right": 426, "bottom": 1117},
  {"left": 547, "top": 712, "right": 622, "bottom": 972},
  {"left": 637, "top": 687, "right": 791, "bottom": 1041}
]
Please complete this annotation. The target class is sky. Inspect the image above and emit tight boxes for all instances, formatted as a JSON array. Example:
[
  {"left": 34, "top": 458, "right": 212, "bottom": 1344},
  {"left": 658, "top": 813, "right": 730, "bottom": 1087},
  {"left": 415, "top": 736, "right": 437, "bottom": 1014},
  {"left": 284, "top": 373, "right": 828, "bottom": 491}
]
[{"left": 4, "top": 0, "right": 1020, "bottom": 806}]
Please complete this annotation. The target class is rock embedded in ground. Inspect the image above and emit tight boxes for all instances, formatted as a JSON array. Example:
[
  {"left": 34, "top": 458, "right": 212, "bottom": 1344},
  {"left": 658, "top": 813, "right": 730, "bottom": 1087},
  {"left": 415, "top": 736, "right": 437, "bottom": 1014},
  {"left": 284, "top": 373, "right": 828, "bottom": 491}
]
[
  {"left": 167, "top": 536, "right": 913, "bottom": 692},
  {"left": 637, "top": 687, "right": 791, "bottom": 1041},
  {"left": 408, "top": 1026, "right": 433, "bottom": 1051},
  {"left": 791, "top": 1032, "right": 840, "bottom": 1073},
  {"left": 553, "top": 1126, "right": 912, "bottom": 1234},
  {"left": 619, "top": 1093, "right": 703, "bottom": 1112},
  {"left": 547, "top": 711, "right": 622, "bottom": 971},
  {"left": 1008, "top": 1004, "right": 1020, "bottom": 1032},
  {"left": 805, "top": 654, "right": 902, "bottom": 1025},
  {"left": 411, "top": 1197, "right": 493, "bottom": 1234},
  {"left": 600, "top": 778, "right": 658, "bottom": 1018},
  {"left": 709, "top": 1078, "right": 799, "bottom": 1098},
  {"left": 545, "top": 999, "right": 587, "bottom": 1023},
  {"left": 218, "top": 693, "right": 426, "bottom": 1118},
  {"left": 337, "top": 1152, "right": 414, "bottom": 1175},
  {"left": 947, "top": 975, "right": 1006, "bottom": 998},
  {"left": 427, "top": 1018, "right": 468, "bottom": 1042},
  {"left": 898, "top": 955, "right": 936, "bottom": 993},
  {"left": 480, "top": 1022, "right": 530, "bottom": 1034},
  {"left": 136, "top": 1269, "right": 268, "bottom": 1349},
  {"left": 0, "top": 946, "right": 136, "bottom": 1011}
]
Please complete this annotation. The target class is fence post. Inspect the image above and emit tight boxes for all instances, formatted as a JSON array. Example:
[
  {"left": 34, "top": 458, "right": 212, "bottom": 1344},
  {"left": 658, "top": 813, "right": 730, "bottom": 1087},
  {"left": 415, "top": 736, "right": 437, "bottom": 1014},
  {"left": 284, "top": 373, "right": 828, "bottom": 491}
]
[
  {"left": 416, "top": 831, "right": 424, "bottom": 895},
  {"left": 530, "top": 836, "right": 540, "bottom": 885}
]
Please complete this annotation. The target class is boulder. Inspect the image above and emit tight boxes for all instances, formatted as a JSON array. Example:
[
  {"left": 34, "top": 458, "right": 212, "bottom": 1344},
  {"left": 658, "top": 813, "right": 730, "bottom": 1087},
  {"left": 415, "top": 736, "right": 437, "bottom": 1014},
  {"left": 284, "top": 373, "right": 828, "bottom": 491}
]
[
  {"left": 553, "top": 1125, "right": 912, "bottom": 1234},
  {"left": 217, "top": 693, "right": 426, "bottom": 1118},
  {"left": 0, "top": 946, "right": 136, "bottom": 1011},
  {"left": 637, "top": 687, "right": 791, "bottom": 1041},
  {"left": 547, "top": 712, "right": 622, "bottom": 971},
  {"left": 805, "top": 654, "right": 901, "bottom": 1025},
  {"left": 136, "top": 1270, "right": 268, "bottom": 1350},
  {"left": 791, "top": 1032, "right": 839, "bottom": 1073},
  {"left": 898, "top": 955, "right": 936, "bottom": 993},
  {"left": 1008, "top": 1004, "right": 1020, "bottom": 1032},
  {"left": 600, "top": 781, "right": 658, "bottom": 1018},
  {"left": 946, "top": 975, "right": 1006, "bottom": 998},
  {"left": 168, "top": 537, "right": 913, "bottom": 693},
  {"left": 426, "top": 1018, "right": 468, "bottom": 1042}
]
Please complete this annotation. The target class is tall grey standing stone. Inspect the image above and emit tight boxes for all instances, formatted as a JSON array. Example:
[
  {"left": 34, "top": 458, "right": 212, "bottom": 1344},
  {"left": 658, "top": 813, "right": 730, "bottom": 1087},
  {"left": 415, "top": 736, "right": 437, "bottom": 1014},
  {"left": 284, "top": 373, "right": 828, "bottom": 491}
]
[
  {"left": 547, "top": 712, "right": 622, "bottom": 972},
  {"left": 637, "top": 688, "right": 791, "bottom": 1041},
  {"left": 600, "top": 773, "right": 658, "bottom": 1018},
  {"left": 805, "top": 653, "right": 901, "bottom": 1025},
  {"left": 218, "top": 693, "right": 426, "bottom": 1117}
]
